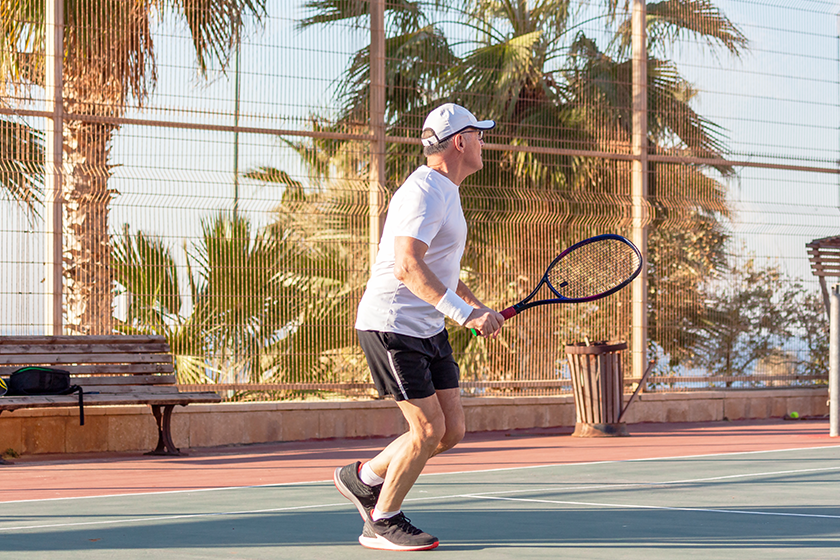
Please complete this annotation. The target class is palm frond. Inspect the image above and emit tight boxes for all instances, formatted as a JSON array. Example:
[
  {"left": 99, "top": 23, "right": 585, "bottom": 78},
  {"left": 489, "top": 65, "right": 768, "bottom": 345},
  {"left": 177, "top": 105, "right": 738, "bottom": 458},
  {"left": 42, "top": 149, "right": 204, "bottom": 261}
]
[
  {"left": 447, "top": 31, "right": 545, "bottom": 123},
  {"left": 614, "top": 0, "right": 748, "bottom": 59},
  {"left": 60, "top": 0, "right": 158, "bottom": 110},
  {"left": 164, "top": 0, "right": 266, "bottom": 76},
  {"left": 298, "top": 0, "right": 370, "bottom": 28},
  {"left": 299, "top": 0, "right": 425, "bottom": 33},
  {"left": 340, "top": 24, "right": 456, "bottom": 123},
  {"left": 0, "top": 0, "right": 42, "bottom": 88},
  {"left": 646, "top": 59, "right": 732, "bottom": 162},
  {"left": 566, "top": 35, "right": 733, "bottom": 161},
  {"left": 465, "top": 0, "right": 573, "bottom": 41},
  {"left": 244, "top": 166, "right": 307, "bottom": 203},
  {"left": 112, "top": 226, "right": 182, "bottom": 328},
  {"left": 0, "top": 116, "right": 42, "bottom": 213}
]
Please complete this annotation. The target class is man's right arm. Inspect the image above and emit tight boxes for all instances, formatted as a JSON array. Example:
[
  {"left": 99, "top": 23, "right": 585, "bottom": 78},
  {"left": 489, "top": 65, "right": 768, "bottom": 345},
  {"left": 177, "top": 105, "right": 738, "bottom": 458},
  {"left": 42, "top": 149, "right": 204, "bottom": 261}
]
[{"left": 393, "top": 236, "right": 503, "bottom": 337}]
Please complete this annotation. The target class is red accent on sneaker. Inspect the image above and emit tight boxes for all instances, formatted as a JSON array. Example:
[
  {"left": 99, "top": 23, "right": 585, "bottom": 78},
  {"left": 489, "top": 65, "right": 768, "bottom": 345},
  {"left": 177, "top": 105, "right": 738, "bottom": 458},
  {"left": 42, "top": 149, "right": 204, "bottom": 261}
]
[{"left": 358, "top": 535, "right": 440, "bottom": 552}]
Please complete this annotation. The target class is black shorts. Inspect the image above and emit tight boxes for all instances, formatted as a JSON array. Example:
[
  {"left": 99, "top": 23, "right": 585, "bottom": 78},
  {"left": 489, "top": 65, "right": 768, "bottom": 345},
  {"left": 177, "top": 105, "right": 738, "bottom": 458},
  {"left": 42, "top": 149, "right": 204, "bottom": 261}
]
[{"left": 357, "top": 329, "right": 460, "bottom": 401}]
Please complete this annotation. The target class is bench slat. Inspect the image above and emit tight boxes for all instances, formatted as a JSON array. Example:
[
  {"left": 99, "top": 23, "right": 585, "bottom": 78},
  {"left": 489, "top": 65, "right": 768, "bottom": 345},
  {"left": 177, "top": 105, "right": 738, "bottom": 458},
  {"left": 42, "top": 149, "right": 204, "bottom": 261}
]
[
  {"left": 73, "top": 375, "right": 177, "bottom": 386},
  {"left": 0, "top": 353, "right": 173, "bottom": 365},
  {"left": 82, "top": 386, "right": 181, "bottom": 394},
  {"left": 0, "top": 343, "right": 171, "bottom": 355},
  {"left": 0, "top": 364, "right": 175, "bottom": 376},
  {"left": 0, "top": 392, "right": 221, "bottom": 410},
  {"left": 0, "top": 335, "right": 167, "bottom": 346}
]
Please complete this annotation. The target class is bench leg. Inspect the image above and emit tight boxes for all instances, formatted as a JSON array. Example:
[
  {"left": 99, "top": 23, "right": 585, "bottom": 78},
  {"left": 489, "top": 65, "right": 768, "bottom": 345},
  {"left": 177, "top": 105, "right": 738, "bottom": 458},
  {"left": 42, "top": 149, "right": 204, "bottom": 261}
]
[
  {"left": 0, "top": 412, "right": 8, "bottom": 464},
  {"left": 145, "top": 404, "right": 184, "bottom": 456}
]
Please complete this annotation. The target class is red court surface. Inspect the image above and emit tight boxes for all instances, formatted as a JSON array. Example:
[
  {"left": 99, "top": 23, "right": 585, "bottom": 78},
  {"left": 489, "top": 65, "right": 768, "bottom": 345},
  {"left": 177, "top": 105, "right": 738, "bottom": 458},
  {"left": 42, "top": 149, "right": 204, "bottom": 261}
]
[{"left": 3, "top": 418, "right": 837, "bottom": 503}]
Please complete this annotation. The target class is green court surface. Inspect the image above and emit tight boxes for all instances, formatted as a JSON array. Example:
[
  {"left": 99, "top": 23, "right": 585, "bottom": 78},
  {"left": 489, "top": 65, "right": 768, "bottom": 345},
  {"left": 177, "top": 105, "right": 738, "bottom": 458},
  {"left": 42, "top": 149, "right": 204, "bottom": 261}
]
[{"left": 2, "top": 445, "right": 839, "bottom": 559}]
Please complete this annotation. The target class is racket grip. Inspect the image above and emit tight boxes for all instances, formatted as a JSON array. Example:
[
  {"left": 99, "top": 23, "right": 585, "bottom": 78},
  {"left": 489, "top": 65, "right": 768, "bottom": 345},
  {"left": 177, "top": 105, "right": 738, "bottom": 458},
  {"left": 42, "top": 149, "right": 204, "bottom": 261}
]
[
  {"left": 500, "top": 307, "right": 518, "bottom": 320},
  {"left": 471, "top": 306, "right": 517, "bottom": 335}
]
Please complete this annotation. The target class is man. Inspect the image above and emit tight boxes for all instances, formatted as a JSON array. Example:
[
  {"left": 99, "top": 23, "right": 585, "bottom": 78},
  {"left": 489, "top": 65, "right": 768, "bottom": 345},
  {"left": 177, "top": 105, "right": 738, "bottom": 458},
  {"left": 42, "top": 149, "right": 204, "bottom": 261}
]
[{"left": 334, "top": 103, "right": 505, "bottom": 551}]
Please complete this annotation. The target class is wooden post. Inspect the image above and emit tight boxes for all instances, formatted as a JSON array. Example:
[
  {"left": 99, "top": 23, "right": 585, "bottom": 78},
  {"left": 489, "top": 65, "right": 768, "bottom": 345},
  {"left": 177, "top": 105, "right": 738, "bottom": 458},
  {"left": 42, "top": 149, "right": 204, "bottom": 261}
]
[
  {"left": 44, "top": 0, "right": 64, "bottom": 335},
  {"left": 830, "top": 283, "right": 839, "bottom": 437},
  {"left": 369, "top": 0, "right": 387, "bottom": 270},
  {"left": 631, "top": 0, "right": 649, "bottom": 381}
]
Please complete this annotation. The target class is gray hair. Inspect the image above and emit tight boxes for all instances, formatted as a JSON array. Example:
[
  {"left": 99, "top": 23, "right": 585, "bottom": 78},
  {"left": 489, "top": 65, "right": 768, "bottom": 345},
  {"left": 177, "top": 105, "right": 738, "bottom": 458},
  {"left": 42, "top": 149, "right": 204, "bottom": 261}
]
[{"left": 421, "top": 128, "right": 454, "bottom": 157}]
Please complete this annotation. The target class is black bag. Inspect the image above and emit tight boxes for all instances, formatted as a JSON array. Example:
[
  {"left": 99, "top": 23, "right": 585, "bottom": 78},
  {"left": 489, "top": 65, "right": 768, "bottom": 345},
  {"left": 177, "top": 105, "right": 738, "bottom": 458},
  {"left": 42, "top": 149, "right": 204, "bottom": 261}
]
[{"left": 6, "top": 367, "right": 85, "bottom": 425}]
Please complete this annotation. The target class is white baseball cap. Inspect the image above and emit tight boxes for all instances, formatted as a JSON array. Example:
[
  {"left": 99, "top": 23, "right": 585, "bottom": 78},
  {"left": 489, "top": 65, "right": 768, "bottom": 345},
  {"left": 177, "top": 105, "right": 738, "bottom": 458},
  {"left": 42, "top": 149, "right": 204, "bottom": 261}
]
[{"left": 421, "top": 103, "right": 495, "bottom": 147}]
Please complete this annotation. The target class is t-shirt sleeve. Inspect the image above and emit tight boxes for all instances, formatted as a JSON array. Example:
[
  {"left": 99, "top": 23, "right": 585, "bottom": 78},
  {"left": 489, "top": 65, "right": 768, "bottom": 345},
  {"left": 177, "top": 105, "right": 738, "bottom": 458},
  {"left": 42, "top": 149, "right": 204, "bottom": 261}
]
[{"left": 389, "top": 185, "right": 443, "bottom": 246}]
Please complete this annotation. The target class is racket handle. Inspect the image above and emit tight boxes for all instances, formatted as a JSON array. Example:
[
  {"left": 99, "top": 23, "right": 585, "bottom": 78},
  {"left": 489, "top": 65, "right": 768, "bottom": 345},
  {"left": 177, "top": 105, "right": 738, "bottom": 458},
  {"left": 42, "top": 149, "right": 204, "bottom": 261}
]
[
  {"left": 470, "top": 306, "right": 518, "bottom": 336},
  {"left": 500, "top": 307, "right": 518, "bottom": 320}
]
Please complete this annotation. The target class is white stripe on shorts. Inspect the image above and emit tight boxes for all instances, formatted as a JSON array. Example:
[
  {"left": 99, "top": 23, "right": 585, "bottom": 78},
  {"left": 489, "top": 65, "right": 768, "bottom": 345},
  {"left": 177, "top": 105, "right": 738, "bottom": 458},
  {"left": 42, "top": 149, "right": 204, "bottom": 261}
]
[{"left": 386, "top": 350, "right": 409, "bottom": 400}]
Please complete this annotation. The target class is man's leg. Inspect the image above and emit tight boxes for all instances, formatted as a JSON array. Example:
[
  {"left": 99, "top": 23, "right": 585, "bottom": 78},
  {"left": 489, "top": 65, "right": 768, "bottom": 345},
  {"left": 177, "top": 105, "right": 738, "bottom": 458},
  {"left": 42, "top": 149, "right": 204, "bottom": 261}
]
[
  {"left": 338, "top": 389, "right": 463, "bottom": 551},
  {"left": 433, "top": 387, "right": 465, "bottom": 455},
  {"left": 365, "top": 387, "right": 465, "bottom": 498},
  {"left": 339, "top": 330, "right": 462, "bottom": 550},
  {"left": 352, "top": 393, "right": 446, "bottom": 551},
  {"left": 374, "top": 393, "right": 445, "bottom": 512}
]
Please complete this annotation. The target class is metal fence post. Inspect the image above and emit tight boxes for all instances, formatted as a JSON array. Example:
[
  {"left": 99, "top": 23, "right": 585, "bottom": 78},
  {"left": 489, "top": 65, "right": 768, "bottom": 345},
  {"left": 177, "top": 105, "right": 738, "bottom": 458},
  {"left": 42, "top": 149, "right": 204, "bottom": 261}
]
[
  {"left": 44, "top": 0, "right": 64, "bottom": 335},
  {"left": 830, "top": 283, "right": 839, "bottom": 437},
  {"left": 369, "top": 0, "right": 387, "bottom": 271},
  {"left": 631, "top": 0, "right": 649, "bottom": 380}
]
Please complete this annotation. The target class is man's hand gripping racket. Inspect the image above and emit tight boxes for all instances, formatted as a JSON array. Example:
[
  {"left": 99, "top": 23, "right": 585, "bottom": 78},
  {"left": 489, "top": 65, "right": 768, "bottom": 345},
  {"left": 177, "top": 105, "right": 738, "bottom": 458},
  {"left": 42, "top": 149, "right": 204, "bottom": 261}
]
[{"left": 471, "top": 234, "right": 643, "bottom": 336}]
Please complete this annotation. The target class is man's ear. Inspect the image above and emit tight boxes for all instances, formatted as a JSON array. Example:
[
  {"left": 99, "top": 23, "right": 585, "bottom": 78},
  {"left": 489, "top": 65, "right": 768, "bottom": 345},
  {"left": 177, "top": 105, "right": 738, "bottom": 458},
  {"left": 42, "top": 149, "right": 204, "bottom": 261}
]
[{"left": 455, "top": 134, "right": 465, "bottom": 152}]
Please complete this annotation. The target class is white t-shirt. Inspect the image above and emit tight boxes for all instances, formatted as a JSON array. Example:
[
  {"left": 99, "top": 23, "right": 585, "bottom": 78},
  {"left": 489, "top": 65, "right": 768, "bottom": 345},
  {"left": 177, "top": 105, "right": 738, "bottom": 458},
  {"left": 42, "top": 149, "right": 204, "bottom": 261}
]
[{"left": 355, "top": 165, "right": 468, "bottom": 337}]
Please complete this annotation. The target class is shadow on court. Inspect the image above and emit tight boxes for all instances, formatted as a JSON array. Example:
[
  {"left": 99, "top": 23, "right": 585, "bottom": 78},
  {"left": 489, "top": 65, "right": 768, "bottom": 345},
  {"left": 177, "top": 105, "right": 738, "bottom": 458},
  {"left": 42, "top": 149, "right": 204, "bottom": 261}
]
[{"left": 3, "top": 504, "right": 840, "bottom": 558}]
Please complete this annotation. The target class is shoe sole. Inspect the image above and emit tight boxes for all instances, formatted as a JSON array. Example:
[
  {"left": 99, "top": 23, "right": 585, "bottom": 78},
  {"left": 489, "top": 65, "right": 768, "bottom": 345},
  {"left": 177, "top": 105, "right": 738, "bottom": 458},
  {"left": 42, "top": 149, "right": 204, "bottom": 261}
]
[
  {"left": 333, "top": 466, "right": 371, "bottom": 522},
  {"left": 359, "top": 534, "right": 440, "bottom": 551}
]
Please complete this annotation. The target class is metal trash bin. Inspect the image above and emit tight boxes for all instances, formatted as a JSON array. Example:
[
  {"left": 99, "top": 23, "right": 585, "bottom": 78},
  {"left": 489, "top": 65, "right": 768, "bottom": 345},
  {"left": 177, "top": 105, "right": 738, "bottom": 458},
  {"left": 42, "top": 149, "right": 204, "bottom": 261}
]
[{"left": 565, "top": 341, "right": 629, "bottom": 437}]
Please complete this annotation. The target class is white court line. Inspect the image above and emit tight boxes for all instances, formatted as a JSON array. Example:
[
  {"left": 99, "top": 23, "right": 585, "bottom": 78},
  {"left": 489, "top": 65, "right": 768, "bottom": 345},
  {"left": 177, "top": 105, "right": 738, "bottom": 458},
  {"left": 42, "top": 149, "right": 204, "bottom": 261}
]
[
  {"left": 421, "top": 465, "right": 840, "bottom": 500},
  {"left": 2, "top": 464, "right": 840, "bottom": 532},
  {"left": 0, "top": 501, "right": 348, "bottom": 532},
  {"left": 424, "top": 443, "right": 840, "bottom": 479},
  {"left": 3, "top": 443, "right": 839, "bottom": 505},
  {"left": 459, "top": 494, "right": 840, "bottom": 520},
  {"left": 0, "top": 478, "right": 331, "bottom": 505}
]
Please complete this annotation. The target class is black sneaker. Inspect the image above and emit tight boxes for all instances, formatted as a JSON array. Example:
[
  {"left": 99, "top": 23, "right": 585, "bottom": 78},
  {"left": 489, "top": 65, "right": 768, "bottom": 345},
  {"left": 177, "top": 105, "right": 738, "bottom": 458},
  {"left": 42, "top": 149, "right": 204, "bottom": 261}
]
[
  {"left": 359, "top": 512, "right": 439, "bottom": 551},
  {"left": 333, "top": 461, "right": 382, "bottom": 522}
]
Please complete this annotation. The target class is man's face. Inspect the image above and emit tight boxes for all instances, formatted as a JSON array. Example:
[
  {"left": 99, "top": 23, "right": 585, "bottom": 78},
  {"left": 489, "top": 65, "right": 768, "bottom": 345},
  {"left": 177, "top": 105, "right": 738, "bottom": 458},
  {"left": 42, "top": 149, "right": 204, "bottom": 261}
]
[{"left": 457, "top": 128, "right": 485, "bottom": 173}]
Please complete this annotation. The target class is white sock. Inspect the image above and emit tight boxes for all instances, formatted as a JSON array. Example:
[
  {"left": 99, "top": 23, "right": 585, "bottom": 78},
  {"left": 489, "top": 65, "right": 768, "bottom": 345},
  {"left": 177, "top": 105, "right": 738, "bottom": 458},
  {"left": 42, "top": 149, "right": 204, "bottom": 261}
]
[
  {"left": 360, "top": 462, "right": 385, "bottom": 486},
  {"left": 372, "top": 508, "right": 400, "bottom": 522}
]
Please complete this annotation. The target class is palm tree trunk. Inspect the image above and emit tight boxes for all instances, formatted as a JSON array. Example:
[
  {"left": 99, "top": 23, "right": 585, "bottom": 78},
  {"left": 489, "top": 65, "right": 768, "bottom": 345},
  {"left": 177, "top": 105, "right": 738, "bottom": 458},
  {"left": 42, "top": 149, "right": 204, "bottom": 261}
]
[{"left": 61, "top": 117, "right": 117, "bottom": 335}]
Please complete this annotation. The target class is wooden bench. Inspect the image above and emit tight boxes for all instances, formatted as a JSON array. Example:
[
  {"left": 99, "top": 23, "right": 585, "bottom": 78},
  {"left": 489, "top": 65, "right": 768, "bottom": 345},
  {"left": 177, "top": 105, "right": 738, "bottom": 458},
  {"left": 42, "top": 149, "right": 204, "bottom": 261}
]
[
  {"left": 0, "top": 335, "right": 221, "bottom": 457},
  {"left": 807, "top": 235, "right": 840, "bottom": 316}
]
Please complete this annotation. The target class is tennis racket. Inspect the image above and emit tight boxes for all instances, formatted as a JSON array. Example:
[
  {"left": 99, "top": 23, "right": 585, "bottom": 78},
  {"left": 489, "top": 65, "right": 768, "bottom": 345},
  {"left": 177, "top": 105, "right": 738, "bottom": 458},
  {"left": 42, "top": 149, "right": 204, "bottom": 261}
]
[{"left": 473, "top": 234, "right": 643, "bottom": 333}]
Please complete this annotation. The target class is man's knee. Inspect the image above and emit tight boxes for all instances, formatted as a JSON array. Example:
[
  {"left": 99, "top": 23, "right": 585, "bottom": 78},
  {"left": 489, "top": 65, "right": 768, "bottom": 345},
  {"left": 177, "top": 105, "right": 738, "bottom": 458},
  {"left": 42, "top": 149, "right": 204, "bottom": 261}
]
[
  {"left": 412, "top": 413, "right": 446, "bottom": 451},
  {"left": 439, "top": 419, "right": 465, "bottom": 452}
]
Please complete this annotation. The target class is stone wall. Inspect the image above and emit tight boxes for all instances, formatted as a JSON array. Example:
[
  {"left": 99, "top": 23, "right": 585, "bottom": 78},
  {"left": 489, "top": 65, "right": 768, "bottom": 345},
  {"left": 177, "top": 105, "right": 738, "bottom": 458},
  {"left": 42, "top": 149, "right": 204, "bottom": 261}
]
[{"left": 0, "top": 388, "right": 828, "bottom": 456}]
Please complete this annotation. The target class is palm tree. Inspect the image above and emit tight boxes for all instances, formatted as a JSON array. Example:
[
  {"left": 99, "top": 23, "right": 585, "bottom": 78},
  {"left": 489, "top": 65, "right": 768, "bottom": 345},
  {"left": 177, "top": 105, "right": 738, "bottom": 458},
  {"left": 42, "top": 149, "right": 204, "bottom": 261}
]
[
  {"left": 299, "top": 0, "right": 748, "bottom": 377},
  {"left": 242, "top": 134, "right": 372, "bottom": 388},
  {"left": 113, "top": 211, "right": 323, "bottom": 389},
  {"left": 1, "top": 0, "right": 267, "bottom": 334},
  {"left": 110, "top": 122, "right": 372, "bottom": 395}
]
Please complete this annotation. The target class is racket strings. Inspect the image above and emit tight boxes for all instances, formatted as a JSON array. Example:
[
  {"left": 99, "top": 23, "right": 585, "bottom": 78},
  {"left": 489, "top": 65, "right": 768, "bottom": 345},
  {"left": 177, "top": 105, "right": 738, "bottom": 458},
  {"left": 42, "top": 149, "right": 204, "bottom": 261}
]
[{"left": 546, "top": 239, "right": 641, "bottom": 299}]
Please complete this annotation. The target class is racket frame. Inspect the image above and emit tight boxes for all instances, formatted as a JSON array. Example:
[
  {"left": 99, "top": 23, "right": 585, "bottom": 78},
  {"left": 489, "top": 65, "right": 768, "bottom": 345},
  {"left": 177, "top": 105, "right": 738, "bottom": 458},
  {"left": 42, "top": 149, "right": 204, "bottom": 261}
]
[{"left": 500, "top": 234, "right": 643, "bottom": 319}]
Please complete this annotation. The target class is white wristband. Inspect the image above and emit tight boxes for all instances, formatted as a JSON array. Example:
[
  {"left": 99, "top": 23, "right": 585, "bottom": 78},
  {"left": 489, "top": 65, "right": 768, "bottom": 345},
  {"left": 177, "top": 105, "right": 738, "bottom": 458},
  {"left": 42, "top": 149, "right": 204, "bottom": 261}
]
[{"left": 435, "top": 288, "right": 474, "bottom": 326}]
